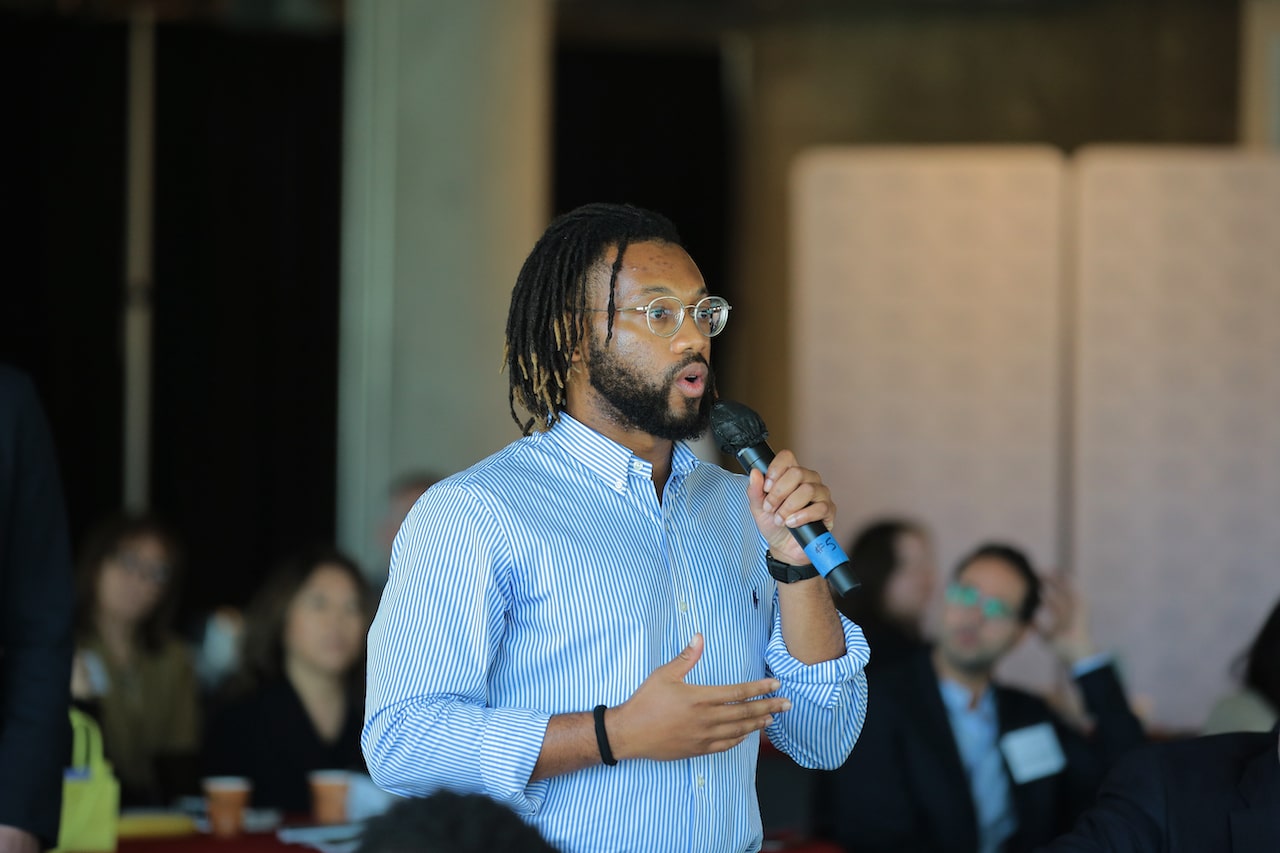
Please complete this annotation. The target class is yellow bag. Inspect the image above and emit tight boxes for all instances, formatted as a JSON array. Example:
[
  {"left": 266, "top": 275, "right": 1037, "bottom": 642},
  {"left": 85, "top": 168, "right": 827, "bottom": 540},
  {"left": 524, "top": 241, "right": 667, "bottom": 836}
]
[{"left": 53, "top": 708, "right": 120, "bottom": 853}]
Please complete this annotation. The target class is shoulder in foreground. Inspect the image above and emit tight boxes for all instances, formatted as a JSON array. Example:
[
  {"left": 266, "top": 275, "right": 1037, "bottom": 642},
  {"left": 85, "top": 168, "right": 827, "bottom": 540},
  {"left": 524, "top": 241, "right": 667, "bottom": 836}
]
[
  {"left": 1154, "top": 729, "right": 1276, "bottom": 766},
  {"left": 1099, "top": 729, "right": 1275, "bottom": 788}
]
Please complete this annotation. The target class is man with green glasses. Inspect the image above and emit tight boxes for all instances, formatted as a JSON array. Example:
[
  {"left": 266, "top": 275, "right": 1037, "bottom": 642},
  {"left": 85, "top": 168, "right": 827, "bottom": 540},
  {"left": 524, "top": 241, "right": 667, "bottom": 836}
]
[{"left": 825, "top": 542, "right": 1145, "bottom": 853}]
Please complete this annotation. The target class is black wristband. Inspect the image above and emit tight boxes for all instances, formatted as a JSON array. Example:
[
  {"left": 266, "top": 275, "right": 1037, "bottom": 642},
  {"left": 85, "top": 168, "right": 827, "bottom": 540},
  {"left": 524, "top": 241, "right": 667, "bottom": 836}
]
[
  {"left": 593, "top": 704, "right": 618, "bottom": 766},
  {"left": 765, "top": 550, "right": 820, "bottom": 584}
]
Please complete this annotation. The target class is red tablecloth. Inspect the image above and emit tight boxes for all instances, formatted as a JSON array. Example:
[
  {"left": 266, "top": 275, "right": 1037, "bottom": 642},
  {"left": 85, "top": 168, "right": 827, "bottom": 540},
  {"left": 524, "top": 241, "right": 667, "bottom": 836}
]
[
  {"left": 117, "top": 832, "right": 294, "bottom": 852},
  {"left": 115, "top": 827, "right": 842, "bottom": 853},
  {"left": 116, "top": 834, "right": 842, "bottom": 853}
]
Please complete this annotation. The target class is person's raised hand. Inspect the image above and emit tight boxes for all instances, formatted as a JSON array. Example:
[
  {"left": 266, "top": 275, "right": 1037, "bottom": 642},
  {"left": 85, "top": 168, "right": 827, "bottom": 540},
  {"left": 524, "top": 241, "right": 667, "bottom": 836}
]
[
  {"left": 746, "top": 450, "right": 836, "bottom": 567},
  {"left": 606, "top": 633, "right": 790, "bottom": 762},
  {"left": 1034, "top": 573, "right": 1096, "bottom": 665}
]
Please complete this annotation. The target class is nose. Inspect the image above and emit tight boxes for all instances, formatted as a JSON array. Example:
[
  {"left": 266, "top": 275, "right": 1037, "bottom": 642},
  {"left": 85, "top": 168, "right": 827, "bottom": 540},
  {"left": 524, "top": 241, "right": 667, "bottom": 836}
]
[
  {"left": 670, "top": 308, "right": 709, "bottom": 355},
  {"left": 951, "top": 601, "right": 984, "bottom": 626}
]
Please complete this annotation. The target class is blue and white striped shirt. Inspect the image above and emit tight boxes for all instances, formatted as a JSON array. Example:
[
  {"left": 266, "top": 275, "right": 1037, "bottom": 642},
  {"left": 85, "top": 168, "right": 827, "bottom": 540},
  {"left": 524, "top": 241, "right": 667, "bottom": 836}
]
[{"left": 363, "top": 413, "right": 869, "bottom": 853}]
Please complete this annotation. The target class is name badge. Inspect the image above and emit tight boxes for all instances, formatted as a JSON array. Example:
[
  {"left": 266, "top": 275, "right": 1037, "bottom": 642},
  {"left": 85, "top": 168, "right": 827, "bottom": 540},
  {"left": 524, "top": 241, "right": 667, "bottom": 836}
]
[{"left": 999, "top": 722, "right": 1066, "bottom": 784}]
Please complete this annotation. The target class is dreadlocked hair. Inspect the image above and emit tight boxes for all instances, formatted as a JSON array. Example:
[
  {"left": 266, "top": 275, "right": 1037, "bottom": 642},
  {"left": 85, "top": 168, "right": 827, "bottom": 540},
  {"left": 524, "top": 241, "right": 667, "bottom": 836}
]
[{"left": 504, "top": 202, "right": 682, "bottom": 435}]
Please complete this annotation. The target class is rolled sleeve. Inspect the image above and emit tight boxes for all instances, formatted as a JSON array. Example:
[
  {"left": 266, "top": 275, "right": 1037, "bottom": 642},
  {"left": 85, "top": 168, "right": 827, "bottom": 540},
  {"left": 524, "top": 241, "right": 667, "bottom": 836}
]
[
  {"left": 362, "top": 483, "right": 552, "bottom": 811},
  {"left": 764, "top": 609, "right": 870, "bottom": 769},
  {"left": 479, "top": 707, "right": 552, "bottom": 812},
  {"left": 363, "top": 697, "right": 552, "bottom": 813}
]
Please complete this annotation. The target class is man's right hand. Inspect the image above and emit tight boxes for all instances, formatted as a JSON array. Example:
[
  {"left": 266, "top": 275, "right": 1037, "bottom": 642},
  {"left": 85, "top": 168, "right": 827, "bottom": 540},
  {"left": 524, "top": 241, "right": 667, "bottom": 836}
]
[{"left": 604, "top": 633, "right": 790, "bottom": 762}]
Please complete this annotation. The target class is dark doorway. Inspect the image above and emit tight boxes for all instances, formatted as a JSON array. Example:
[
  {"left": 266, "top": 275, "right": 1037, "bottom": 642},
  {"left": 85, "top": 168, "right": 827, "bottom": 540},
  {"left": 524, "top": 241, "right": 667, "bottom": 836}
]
[
  {"left": 151, "top": 25, "right": 343, "bottom": 623},
  {"left": 0, "top": 12, "right": 128, "bottom": 549},
  {"left": 1, "top": 11, "right": 344, "bottom": 627}
]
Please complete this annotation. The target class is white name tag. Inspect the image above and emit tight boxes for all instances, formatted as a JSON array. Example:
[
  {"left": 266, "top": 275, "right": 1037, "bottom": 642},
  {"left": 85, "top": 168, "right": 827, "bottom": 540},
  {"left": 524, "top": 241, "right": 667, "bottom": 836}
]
[{"left": 999, "top": 722, "right": 1066, "bottom": 784}]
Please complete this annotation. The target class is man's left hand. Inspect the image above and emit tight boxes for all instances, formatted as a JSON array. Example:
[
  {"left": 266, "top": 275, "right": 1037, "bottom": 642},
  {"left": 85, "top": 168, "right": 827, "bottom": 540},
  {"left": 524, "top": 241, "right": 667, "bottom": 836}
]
[{"left": 746, "top": 450, "right": 836, "bottom": 567}]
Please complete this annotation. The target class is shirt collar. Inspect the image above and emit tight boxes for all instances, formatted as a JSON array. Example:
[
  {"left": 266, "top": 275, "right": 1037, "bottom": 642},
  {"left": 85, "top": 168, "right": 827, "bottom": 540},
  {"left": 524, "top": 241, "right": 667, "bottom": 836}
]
[
  {"left": 939, "top": 676, "right": 996, "bottom": 717},
  {"left": 544, "top": 412, "right": 702, "bottom": 494}
]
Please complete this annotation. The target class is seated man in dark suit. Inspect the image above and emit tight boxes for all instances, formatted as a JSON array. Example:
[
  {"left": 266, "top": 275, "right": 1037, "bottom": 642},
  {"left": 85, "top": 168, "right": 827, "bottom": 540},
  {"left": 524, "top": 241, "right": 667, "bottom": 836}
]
[
  {"left": 825, "top": 543, "right": 1145, "bottom": 853},
  {"left": 1039, "top": 724, "right": 1280, "bottom": 853}
]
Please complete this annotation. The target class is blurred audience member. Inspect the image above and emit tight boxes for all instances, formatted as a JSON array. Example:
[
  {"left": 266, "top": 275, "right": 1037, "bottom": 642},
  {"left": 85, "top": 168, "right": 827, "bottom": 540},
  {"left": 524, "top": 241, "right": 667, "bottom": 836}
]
[
  {"left": 71, "top": 513, "right": 200, "bottom": 806},
  {"left": 837, "top": 518, "right": 937, "bottom": 668},
  {"left": 204, "top": 547, "right": 371, "bottom": 812},
  {"left": 0, "top": 366, "right": 74, "bottom": 853},
  {"left": 1039, "top": 724, "right": 1280, "bottom": 852},
  {"left": 1204, "top": 595, "right": 1280, "bottom": 735},
  {"left": 356, "top": 791, "right": 559, "bottom": 853},
  {"left": 377, "top": 471, "right": 443, "bottom": 560},
  {"left": 192, "top": 606, "right": 246, "bottom": 695},
  {"left": 825, "top": 542, "right": 1145, "bottom": 853}
]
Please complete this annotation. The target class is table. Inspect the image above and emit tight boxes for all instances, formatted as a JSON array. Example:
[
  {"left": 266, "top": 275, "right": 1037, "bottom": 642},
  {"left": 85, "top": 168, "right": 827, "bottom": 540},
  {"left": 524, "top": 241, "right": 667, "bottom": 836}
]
[
  {"left": 118, "top": 833, "right": 294, "bottom": 852},
  {"left": 117, "top": 833, "right": 842, "bottom": 853}
]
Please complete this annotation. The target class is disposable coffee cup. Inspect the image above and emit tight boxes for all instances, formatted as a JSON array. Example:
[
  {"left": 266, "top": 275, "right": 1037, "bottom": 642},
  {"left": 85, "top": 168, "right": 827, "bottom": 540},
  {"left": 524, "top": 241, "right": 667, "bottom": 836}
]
[
  {"left": 308, "top": 770, "right": 350, "bottom": 825},
  {"left": 203, "top": 776, "right": 252, "bottom": 838}
]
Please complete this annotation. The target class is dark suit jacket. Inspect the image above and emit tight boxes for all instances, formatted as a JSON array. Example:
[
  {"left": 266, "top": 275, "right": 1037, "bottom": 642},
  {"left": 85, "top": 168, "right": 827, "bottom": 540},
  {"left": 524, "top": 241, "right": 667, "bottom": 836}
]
[
  {"left": 825, "top": 648, "right": 1145, "bottom": 853},
  {"left": 0, "top": 366, "right": 74, "bottom": 849},
  {"left": 1040, "top": 729, "right": 1280, "bottom": 853}
]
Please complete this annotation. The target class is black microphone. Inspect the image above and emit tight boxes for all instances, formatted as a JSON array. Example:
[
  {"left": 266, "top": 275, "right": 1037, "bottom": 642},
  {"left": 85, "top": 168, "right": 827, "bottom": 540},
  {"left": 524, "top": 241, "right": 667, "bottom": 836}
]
[{"left": 710, "top": 399, "right": 860, "bottom": 598}]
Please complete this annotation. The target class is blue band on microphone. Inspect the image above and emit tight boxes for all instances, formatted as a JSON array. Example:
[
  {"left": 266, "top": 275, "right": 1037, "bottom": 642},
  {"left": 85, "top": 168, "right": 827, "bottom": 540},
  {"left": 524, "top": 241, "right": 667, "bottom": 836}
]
[{"left": 802, "top": 533, "right": 849, "bottom": 577}]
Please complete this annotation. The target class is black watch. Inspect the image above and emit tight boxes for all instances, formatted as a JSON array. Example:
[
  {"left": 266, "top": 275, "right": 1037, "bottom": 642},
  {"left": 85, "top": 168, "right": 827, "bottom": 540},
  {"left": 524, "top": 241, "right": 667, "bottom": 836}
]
[{"left": 765, "top": 550, "right": 820, "bottom": 584}]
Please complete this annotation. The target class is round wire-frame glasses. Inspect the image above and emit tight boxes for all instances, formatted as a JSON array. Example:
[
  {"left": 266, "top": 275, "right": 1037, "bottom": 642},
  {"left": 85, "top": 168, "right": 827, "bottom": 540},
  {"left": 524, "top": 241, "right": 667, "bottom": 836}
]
[{"left": 600, "top": 295, "right": 733, "bottom": 338}]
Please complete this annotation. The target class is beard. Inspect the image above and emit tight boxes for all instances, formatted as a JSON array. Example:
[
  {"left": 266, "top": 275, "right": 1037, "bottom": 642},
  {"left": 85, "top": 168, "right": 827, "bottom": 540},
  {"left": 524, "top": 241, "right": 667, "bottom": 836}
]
[{"left": 587, "top": 338, "right": 716, "bottom": 442}]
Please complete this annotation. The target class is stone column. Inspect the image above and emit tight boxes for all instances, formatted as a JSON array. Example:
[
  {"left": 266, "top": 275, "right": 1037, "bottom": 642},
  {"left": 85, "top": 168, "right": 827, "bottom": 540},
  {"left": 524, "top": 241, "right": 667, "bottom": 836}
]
[{"left": 338, "top": 0, "right": 550, "bottom": 579}]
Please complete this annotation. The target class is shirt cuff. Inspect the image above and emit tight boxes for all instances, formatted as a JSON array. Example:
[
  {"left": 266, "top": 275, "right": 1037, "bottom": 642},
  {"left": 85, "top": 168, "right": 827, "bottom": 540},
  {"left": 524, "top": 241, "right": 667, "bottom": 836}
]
[
  {"left": 479, "top": 709, "right": 552, "bottom": 814},
  {"left": 765, "top": 611, "right": 870, "bottom": 708},
  {"left": 1070, "top": 651, "right": 1113, "bottom": 679}
]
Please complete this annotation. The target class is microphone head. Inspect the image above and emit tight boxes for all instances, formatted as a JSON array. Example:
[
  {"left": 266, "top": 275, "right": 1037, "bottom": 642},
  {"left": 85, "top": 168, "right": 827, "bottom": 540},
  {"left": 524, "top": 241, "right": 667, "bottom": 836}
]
[{"left": 710, "top": 399, "right": 769, "bottom": 455}]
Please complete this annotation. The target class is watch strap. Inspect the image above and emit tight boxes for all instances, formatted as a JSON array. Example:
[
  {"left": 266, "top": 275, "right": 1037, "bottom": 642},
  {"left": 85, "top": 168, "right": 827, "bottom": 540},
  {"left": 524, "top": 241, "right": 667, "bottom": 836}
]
[{"left": 765, "top": 550, "right": 820, "bottom": 584}]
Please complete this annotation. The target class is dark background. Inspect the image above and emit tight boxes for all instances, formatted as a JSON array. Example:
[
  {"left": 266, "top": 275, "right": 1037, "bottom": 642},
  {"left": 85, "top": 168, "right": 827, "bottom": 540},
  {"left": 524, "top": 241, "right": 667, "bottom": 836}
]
[{"left": 0, "top": 13, "right": 731, "bottom": 625}]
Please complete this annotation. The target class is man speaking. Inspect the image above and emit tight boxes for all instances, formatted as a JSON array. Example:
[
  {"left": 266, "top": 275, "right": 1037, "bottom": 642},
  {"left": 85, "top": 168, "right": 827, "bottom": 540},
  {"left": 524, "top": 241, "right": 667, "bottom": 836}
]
[{"left": 362, "top": 203, "right": 869, "bottom": 852}]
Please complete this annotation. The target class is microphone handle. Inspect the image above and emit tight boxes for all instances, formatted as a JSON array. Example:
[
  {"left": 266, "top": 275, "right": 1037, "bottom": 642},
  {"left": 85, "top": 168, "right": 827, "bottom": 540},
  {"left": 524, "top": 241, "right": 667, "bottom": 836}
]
[{"left": 734, "top": 444, "right": 861, "bottom": 597}]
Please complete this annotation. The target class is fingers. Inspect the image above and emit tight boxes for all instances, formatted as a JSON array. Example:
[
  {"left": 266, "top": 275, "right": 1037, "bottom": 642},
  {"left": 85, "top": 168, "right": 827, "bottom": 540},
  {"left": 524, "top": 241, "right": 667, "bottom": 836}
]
[
  {"left": 1034, "top": 576, "right": 1075, "bottom": 636},
  {"left": 664, "top": 633, "right": 704, "bottom": 681},
  {"left": 757, "top": 453, "right": 836, "bottom": 529},
  {"left": 704, "top": 734, "right": 754, "bottom": 755},
  {"left": 700, "top": 695, "right": 790, "bottom": 743},
  {"left": 702, "top": 675, "right": 782, "bottom": 704}
]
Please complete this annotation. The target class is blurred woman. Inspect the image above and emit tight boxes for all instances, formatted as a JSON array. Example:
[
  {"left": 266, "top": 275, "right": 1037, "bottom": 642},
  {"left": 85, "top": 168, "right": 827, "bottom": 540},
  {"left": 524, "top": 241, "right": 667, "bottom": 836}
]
[
  {"left": 71, "top": 513, "right": 200, "bottom": 805},
  {"left": 835, "top": 518, "right": 937, "bottom": 668},
  {"left": 1203, "top": 595, "right": 1280, "bottom": 734},
  {"left": 204, "top": 546, "right": 371, "bottom": 812}
]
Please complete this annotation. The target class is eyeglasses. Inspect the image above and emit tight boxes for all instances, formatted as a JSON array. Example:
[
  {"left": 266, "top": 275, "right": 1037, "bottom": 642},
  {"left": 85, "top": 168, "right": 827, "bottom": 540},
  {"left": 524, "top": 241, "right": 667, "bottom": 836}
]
[
  {"left": 111, "top": 551, "right": 171, "bottom": 585},
  {"left": 945, "top": 583, "right": 1017, "bottom": 621},
  {"left": 594, "top": 295, "right": 732, "bottom": 338}
]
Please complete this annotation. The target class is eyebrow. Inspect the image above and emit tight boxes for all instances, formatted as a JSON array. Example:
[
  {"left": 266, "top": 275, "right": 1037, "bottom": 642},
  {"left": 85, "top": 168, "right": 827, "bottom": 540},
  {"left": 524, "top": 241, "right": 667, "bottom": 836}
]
[{"left": 632, "top": 285, "right": 710, "bottom": 299}]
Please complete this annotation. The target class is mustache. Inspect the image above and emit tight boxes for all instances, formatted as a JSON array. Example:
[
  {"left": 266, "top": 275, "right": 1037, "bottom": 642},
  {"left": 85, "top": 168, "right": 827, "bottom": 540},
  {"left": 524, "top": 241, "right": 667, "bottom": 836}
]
[
  {"left": 670, "top": 350, "right": 711, "bottom": 379},
  {"left": 665, "top": 353, "right": 712, "bottom": 384}
]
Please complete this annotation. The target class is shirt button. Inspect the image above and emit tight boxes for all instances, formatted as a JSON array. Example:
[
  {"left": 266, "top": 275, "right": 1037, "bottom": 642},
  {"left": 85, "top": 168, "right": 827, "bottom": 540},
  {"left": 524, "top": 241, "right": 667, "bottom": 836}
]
[
  {"left": 696, "top": 774, "right": 706, "bottom": 788},
  {"left": 678, "top": 600, "right": 689, "bottom": 613}
]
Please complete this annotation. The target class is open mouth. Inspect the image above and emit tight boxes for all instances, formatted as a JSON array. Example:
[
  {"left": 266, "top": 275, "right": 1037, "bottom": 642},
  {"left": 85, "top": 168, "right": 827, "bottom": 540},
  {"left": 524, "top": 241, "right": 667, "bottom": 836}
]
[{"left": 675, "top": 363, "right": 708, "bottom": 396}]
